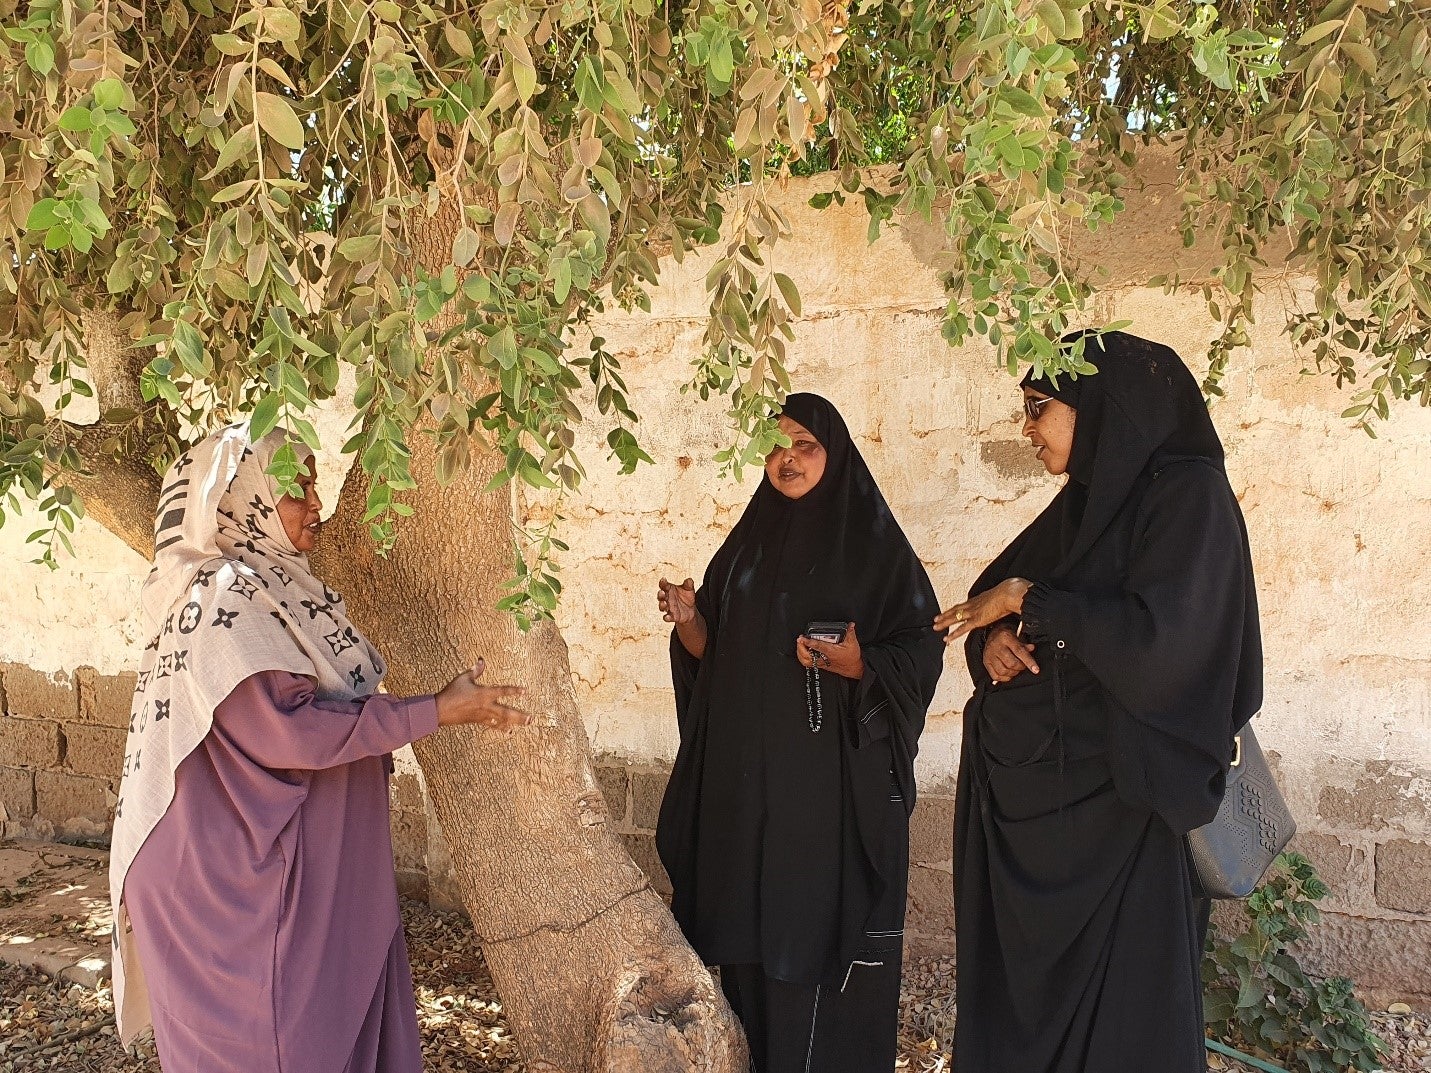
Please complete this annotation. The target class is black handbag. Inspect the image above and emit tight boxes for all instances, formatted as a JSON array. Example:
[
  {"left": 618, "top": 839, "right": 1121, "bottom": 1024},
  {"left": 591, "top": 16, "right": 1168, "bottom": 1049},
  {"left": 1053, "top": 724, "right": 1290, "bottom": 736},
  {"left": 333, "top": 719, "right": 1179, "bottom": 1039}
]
[{"left": 1187, "top": 724, "right": 1297, "bottom": 899}]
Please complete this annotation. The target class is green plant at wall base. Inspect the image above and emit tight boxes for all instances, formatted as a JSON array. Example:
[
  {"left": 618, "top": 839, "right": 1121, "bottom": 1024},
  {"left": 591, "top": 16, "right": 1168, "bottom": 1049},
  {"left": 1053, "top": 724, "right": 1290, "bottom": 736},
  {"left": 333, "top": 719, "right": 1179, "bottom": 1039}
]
[{"left": 1203, "top": 852, "right": 1387, "bottom": 1073}]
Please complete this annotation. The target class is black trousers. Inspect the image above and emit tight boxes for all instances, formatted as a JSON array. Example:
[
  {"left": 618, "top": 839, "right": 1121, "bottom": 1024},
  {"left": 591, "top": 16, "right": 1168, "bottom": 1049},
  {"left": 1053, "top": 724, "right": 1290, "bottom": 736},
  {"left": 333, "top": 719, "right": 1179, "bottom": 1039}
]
[{"left": 719, "top": 958, "right": 902, "bottom": 1073}]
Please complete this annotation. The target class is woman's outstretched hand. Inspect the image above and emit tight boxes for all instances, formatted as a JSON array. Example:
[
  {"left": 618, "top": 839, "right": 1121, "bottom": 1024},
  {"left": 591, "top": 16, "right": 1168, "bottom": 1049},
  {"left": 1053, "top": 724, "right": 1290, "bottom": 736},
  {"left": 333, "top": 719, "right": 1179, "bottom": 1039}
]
[
  {"left": 935, "top": 578, "right": 1034, "bottom": 644},
  {"left": 436, "top": 659, "right": 529, "bottom": 730},
  {"left": 982, "top": 625, "right": 1040, "bottom": 684},
  {"left": 796, "top": 622, "right": 864, "bottom": 680},
  {"left": 659, "top": 576, "right": 709, "bottom": 659},
  {"left": 657, "top": 577, "right": 698, "bottom": 624}
]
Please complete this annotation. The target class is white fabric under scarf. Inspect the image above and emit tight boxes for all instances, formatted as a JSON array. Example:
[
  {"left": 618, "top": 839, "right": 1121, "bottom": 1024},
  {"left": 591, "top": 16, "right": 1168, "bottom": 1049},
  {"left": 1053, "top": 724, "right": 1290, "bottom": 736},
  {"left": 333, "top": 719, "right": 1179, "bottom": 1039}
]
[{"left": 107, "top": 424, "right": 385, "bottom": 1043}]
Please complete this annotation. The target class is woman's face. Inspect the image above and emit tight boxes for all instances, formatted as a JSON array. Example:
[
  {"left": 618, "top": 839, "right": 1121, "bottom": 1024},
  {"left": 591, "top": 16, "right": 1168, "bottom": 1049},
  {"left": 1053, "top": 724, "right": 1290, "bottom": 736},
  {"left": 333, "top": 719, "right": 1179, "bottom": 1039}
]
[
  {"left": 276, "top": 456, "right": 323, "bottom": 552},
  {"left": 765, "top": 415, "right": 827, "bottom": 500},
  {"left": 1022, "top": 388, "right": 1077, "bottom": 476}
]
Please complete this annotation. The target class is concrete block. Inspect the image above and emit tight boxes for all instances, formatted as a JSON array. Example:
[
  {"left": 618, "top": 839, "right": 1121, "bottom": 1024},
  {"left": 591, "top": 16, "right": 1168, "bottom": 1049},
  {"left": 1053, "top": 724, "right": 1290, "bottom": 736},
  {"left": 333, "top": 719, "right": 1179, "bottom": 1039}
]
[
  {"left": 1316, "top": 762, "right": 1426, "bottom": 835},
  {"left": 1293, "top": 912, "right": 1431, "bottom": 1008},
  {"left": 621, "top": 831, "right": 671, "bottom": 896},
  {"left": 75, "top": 666, "right": 137, "bottom": 729},
  {"left": 594, "top": 762, "right": 629, "bottom": 825},
  {"left": 395, "top": 870, "right": 429, "bottom": 901},
  {"left": 630, "top": 769, "right": 668, "bottom": 831},
  {"left": 905, "top": 862, "right": 955, "bottom": 937},
  {"left": 63, "top": 725, "right": 125, "bottom": 779},
  {"left": 1375, "top": 840, "right": 1431, "bottom": 915},
  {"left": 0, "top": 716, "right": 62, "bottom": 769},
  {"left": 390, "top": 769, "right": 425, "bottom": 813},
  {"left": 0, "top": 664, "right": 77, "bottom": 721},
  {"left": 34, "top": 770, "right": 112, "bottom": 827},
  {"left": 909, "top": 795, "right": 955, "bottom": 867},
  {"left": 390, "top": 810, "right": 428, "bottom": 875},
  {"left": 1291, "top": 830, "right": 1359, "bottom": 904},
  {"left": 0, "top": 766, "right": 35, "bottom": 820}
]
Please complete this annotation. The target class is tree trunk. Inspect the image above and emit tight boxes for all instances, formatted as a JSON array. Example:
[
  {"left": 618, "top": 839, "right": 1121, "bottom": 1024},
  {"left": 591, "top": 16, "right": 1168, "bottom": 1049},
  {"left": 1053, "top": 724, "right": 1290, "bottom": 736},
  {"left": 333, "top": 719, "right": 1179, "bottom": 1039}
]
[
  {"left": 312, "top": 438, "right": 744, "bottom": 1072},
  {"left": 70, "top": 320, "right": 747, "bottom": 1073}
]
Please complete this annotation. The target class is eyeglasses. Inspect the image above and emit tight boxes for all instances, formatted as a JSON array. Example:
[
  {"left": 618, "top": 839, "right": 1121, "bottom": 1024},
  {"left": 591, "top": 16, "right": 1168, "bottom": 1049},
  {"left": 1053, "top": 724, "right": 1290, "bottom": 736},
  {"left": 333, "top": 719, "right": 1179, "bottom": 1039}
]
[{"left": 1023, "top": 395, "right": 1054, "bottom": 422}]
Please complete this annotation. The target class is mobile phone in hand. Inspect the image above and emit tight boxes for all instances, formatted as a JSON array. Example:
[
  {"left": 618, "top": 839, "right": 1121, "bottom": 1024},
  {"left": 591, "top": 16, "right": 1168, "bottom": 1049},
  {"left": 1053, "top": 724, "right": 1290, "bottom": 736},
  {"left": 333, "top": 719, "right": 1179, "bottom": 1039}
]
[{"left": 804, "top": 621, "right": 849, "bottom": 645}]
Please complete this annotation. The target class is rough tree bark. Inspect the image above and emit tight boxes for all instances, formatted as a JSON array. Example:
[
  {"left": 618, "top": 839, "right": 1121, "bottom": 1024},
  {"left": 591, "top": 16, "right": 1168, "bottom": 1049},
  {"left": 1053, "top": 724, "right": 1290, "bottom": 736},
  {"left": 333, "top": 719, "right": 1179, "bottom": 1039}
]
[{"left": 68, "top": 303, "right": 747, "bottom": 1072}]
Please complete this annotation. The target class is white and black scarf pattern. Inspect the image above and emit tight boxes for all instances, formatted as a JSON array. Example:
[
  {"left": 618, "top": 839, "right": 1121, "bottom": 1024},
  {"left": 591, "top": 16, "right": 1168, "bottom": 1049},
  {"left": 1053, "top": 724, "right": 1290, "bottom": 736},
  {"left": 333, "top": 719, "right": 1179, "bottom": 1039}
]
[{"left": 107, "top": 424, "right": 384, "bottom": 1043}]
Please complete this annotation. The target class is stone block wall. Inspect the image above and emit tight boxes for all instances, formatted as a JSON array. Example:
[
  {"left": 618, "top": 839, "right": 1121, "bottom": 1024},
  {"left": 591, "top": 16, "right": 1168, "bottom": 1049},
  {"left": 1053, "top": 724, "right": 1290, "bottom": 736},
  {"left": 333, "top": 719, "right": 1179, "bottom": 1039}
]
[
  {"left": 590, "top": 756, "right": 960, "bottom": 953},
  {"left": 0, "top": 663, "right": 132, "bottom": 840},
  {"left": 0, "top": 662, "right": 435, "bottom": 890},
  {"left": 1287, "top": 759, "right": 1431, "bottom": 1005}
]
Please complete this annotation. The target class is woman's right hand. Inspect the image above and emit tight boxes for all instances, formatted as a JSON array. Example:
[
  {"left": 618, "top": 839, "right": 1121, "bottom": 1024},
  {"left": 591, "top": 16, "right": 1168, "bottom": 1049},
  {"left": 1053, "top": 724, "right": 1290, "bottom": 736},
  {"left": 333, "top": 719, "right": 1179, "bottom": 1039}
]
[
  {"left": 982, "top": 626, "right": 1040, "bottom": 685},
  {"left": 436, "top": 659, "right": 529, "bottom": 730},
  {"left": 658, "top": 577, "right": 698, "bottom": 625}
]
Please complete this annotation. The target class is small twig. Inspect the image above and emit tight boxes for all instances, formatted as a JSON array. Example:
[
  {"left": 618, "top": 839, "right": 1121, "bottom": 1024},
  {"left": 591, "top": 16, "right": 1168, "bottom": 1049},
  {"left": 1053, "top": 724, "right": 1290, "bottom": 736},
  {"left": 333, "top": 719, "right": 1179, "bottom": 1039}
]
[{"left": 9, "top": 1015, "right": 115, "bottom": 1062}]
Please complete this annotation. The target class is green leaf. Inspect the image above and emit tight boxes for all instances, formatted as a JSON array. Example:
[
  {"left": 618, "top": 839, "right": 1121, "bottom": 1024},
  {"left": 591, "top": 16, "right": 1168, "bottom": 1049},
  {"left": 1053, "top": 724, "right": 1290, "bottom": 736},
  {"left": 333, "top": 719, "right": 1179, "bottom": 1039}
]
[
  {"left": 774, "top": 273, "right": 801, "bottom": 317},
  {"left": 58, "top": 107, "right": 92, "bottom": 131},
  {"left": 24, "top": 199, "right": 62, "bottom": 232},
  {"left": 25, "top": 38, "right": 54, "bottom": 76},
  {"left": 709, "top": 40, "right": 734, "bottom": 86},
  {"left": 250, "top": 393, "right": 282, "bottom": 440},
  {"left": 212, "top": 180, "right": 257, "bottom": 204},
  {"left": 171, "top": 320, "right": 207, "bottom": 375},
  {"left": 512, "top": 59, "right": 537, "bottom": 104},
  {"left": 337, "top": 234, "right": 381, "bottom": 261},
  {"left": 488, "top": 327, "right": 518, "bottom": 368},
  {"left": 1298, "top": 19, "right": 1344, "bottom": 46},
  {"left": 552, "top": 257, "right": 572, "bottom": 303},
  {"left": 211, "top": 32, "right": 251, "bottom": 56},
  {"left": 206, "top": 126, "right": 258, "bottom": 178},
  {"left": 255, "top": 91, "right": 305, "bottom": 150},
  {"left": 92, "top": 78, "right": 126, "bottom": 109}
]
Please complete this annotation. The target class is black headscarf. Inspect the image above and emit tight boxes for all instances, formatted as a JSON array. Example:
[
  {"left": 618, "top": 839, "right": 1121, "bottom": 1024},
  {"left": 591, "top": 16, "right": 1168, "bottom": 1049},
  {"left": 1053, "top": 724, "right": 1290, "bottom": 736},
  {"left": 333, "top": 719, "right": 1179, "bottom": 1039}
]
[
  {"left": 1011, "top": 329, "right": 1228, "bottom": 575},
  {"left": 658, "top": 393, "right": 944, "bottom": 983}
]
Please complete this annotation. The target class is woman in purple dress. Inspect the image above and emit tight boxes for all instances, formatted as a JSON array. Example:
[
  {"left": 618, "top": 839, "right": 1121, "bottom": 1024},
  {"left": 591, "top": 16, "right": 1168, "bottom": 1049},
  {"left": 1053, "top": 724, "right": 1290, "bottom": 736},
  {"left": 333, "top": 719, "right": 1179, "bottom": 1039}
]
[{"left": 108, "top": 424, "right": 526, "bottom": 1073}]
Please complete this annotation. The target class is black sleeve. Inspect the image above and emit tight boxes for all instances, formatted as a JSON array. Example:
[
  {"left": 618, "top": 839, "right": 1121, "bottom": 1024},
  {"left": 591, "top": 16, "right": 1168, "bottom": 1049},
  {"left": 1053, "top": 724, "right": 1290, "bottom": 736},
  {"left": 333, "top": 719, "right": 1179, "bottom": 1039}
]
[
  {"left": 1019, "top": 464, "right": 1254, "bottom": 833},
  {"left": 858, "top": 622, "right": 945, "bottom": 812},
  {"left": 669, "top": 582, "right": 717, "bottom": 741}
]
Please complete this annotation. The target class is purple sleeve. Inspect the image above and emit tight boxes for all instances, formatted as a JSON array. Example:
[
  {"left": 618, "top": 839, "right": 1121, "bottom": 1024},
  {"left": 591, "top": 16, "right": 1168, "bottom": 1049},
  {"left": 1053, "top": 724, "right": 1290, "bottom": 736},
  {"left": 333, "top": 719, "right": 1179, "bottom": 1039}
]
[{"left": 211, "top": 670, "right": 440, "bottom": 772}]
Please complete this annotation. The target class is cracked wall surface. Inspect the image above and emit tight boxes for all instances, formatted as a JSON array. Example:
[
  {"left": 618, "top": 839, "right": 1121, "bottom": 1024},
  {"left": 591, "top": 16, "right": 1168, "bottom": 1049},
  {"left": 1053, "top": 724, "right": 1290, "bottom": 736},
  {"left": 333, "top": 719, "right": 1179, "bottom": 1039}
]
[{"left": 1, "top": 170, "right": 1428, "bottom": 1001}]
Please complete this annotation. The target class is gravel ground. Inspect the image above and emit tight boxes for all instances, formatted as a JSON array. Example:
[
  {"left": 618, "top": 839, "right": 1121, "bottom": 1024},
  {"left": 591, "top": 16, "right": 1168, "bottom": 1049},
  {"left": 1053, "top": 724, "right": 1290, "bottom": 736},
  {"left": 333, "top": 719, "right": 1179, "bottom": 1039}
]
[{"left": 1, "top": 900, "right": 1425, "bottom": 1072}]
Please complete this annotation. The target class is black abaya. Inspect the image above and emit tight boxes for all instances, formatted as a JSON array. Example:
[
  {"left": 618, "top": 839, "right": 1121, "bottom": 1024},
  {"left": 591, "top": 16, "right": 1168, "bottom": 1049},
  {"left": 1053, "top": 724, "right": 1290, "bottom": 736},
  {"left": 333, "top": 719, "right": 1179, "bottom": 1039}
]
[
  {"left": 953, "top": 332, "right": 1264, "bottom": 1073},
  {"left": 656, "top": 394, "right": 944, "bottom": 1072}
]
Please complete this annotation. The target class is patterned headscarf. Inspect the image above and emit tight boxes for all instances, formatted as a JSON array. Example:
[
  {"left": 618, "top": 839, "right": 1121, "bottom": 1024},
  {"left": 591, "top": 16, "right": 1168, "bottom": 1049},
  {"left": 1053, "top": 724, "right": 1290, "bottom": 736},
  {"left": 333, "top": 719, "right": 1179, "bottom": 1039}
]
[{"left": 107, "top": 423, "right": 385, "bottom": 1042}]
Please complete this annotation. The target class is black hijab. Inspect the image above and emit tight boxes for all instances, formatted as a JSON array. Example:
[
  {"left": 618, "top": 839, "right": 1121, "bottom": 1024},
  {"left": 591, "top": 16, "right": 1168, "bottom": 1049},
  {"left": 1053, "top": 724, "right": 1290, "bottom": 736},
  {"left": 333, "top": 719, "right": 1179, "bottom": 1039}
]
[
  {"left": 1002, "top": 329, "right": 1229, "bottom": 581},
  {"left": 658, "top": 393, "right": 944, "bottom": 982}
]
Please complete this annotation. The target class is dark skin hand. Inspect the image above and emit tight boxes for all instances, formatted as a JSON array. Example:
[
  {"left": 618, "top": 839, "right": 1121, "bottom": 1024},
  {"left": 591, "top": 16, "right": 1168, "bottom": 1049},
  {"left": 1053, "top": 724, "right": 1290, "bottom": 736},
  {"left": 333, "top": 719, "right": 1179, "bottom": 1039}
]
[
  {"left": 435, "top": 658, "right": 529, "bottom": 730},
  {"left": 796, "top": 622, "right": 864, "bottom": 680},
  {"left": 982, "top": 625, "right": 1041, "bottom": 684},
  {"left": 658, "top": 576, "right": 708, "bottom": 660},
  {"left": 934, "top": 578, "right": 1034, "bottom": 644}
]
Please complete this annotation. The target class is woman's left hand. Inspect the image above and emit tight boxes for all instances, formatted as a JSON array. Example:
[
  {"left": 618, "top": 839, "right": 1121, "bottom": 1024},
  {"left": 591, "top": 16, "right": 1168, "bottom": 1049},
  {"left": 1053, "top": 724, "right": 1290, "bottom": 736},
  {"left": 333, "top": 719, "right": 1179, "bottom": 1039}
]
[
  {"left": 796, "top": 622, "right": 864, "bottom": 680},
  {"left": 935, "top": 579, "right": 1033, "bottom": 644}
]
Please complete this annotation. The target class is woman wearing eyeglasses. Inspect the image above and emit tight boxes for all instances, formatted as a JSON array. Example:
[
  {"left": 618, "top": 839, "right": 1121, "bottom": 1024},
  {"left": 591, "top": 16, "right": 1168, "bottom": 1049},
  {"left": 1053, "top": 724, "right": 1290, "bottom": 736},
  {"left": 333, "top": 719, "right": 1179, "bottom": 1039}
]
[{"left": 935, "top": 331, "right": 1264, "bottom": 1073}]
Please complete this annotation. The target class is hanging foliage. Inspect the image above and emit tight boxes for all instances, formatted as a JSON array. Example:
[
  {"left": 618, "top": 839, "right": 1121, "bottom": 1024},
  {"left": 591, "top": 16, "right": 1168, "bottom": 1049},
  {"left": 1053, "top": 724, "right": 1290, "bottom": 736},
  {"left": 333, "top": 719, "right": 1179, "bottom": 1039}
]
[{"left": 1, "top": 0, "right": 1427, "bottom": 610}]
